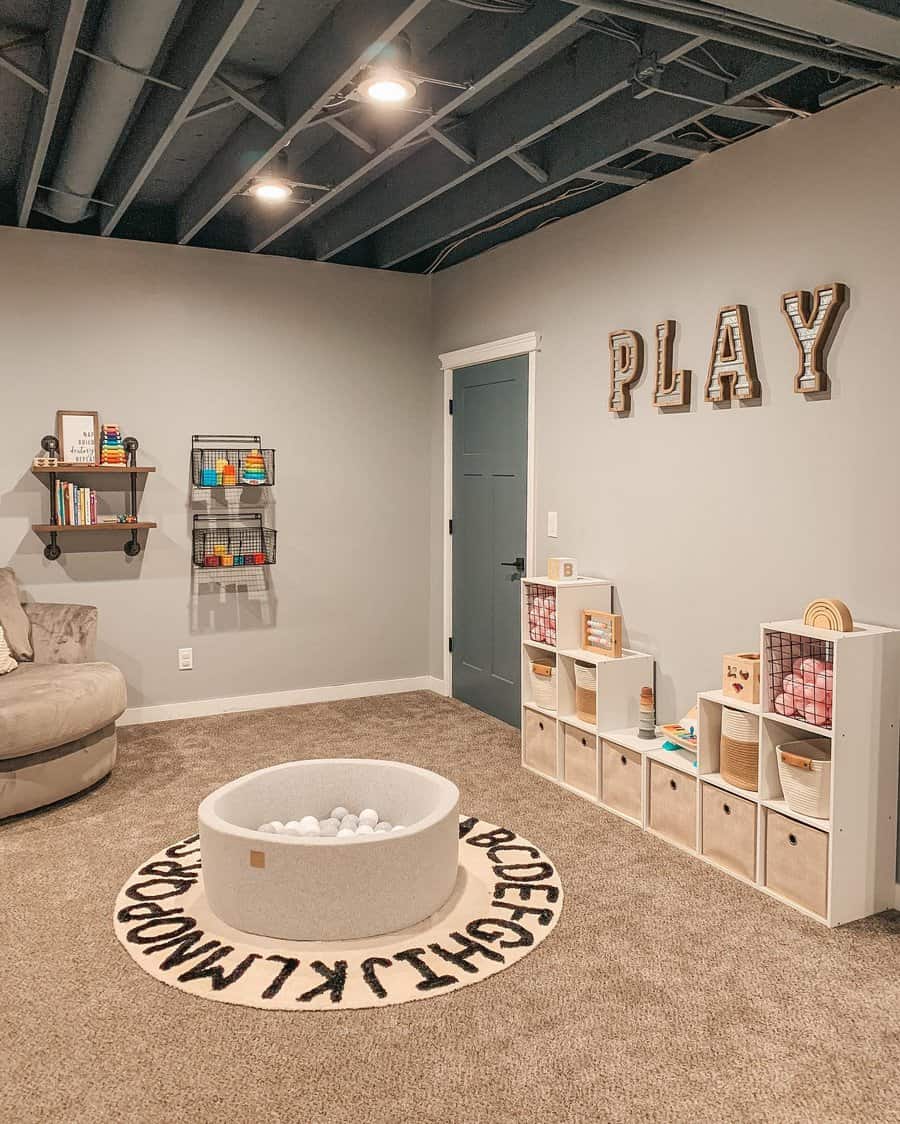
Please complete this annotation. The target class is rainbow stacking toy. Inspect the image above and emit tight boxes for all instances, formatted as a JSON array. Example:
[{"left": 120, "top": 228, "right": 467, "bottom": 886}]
[
  {"left": 100, "top": 425, "right": 126, "bottom": 465},
  {"left": 241, "top": 448, "right": 267, "bottom": 485}
]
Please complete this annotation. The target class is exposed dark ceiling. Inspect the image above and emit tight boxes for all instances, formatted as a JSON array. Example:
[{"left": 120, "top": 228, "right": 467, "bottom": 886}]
[{"left": 1, "top": 0, "right": 898, "bottom": 273}]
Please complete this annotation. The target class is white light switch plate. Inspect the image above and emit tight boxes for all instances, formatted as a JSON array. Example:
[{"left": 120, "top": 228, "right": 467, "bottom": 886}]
[
  {"left": 178, "top": 647, "right": 193, "bottom": 671},
  {"left": 547, "top": 511, "right": 558, "bottom": 538}
]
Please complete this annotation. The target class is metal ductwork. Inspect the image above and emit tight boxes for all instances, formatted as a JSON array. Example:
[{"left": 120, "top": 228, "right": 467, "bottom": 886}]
[{"left": 37, "top": 0, "right": 183, "bottom": 224}]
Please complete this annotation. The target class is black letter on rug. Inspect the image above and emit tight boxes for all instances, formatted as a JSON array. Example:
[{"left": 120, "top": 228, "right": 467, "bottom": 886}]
[
  {"left": 428, "top": 932, "right": 504, "bottom": 973},
  {"left": 393, "top": 948, "right": 458, "bottom": 992},
  {"left": 467, "top": 917, "right": 534, "bottom": 949},
  {"left": 486, "top": 844, "right": 541, "bottom": 863},
  {"left": 179, "top": 951, "right": 261, "bottom": 990},
  {"left": 466, "top": 827, "right": 516, "bottom": 849},
  {"left": 126, "top": 916, "right": 197, "bottom": 945},
  {"left": 493, "top": 881, "right": 559, "bottom": 904},
  {"left": 165, "top": 835, "right": 200, "bottom": 858},
  {"left": 458, "top": 816, "right": 479, "bottom": 839},
  {"left": 117, "top": 902, "right": 183, "bottom": 924},
  {"left": 297, "top": 960, "right": 348, "bottom": 1004},
  {"left": 262, "top": 955, "right": 300, "bottom": 1000},
  {"left": 361, "top": 957, "right": 393, "bottom": 999},
  {"left": 492, "top": 861, "right": 554, "bottom": 882},
  {"left": 491, "top": 900, "right": 555, "bottom": 927}
]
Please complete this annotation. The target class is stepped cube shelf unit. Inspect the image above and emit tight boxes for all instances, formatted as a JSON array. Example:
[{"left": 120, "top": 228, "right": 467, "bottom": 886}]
[
  {"left": 32, "top": 435, "right": 156, "bottom": 559},
  {"left": 523, "top": 609, "right": 900, "bottom": 927},
  {"left": 520, "top": 576, "right": 657, "bottom": 815},
  {"left": 191, "top": 434, "right": 275, "bottom": 488}
]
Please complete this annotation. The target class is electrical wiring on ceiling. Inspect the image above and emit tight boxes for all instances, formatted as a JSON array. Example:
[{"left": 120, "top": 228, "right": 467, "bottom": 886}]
[{"left": 446, "top": 0, "right": 531, "bottom": 12}]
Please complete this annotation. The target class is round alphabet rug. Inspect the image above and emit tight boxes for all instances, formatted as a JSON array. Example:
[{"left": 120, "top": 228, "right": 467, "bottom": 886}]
[{"left": 114, "top": 816, "right": 563, "bottom": 1010}]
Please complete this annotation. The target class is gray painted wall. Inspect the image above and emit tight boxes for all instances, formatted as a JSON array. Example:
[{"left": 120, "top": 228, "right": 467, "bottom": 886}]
[
  {"left": 1, "top": 228, "right": 433, "bottom": 710},
  {"left": 430, "top": 88, "right": 900, "bottom": 878}
]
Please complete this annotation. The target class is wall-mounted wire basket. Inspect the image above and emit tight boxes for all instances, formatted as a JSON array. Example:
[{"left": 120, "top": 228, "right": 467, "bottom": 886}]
[
  {"left": 191, "top": 434, "right": 275, "bottom": 487},
  {"left": 192, "top": 513, "right": 277, "bottom": 568}
]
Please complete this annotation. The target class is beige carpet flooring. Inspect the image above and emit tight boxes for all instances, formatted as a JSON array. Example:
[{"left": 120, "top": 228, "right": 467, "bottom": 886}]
[{"left": 3, "top": 691, "right": 899, "bottom": 1124}]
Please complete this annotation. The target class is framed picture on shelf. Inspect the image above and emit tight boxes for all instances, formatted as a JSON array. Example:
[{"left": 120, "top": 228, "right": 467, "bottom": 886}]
[
  {"left": 582, "top": 609, "right": 622, "bottom": 658},
  {"left": 57, "top": 410, "right": 99, "bottom": 464}
]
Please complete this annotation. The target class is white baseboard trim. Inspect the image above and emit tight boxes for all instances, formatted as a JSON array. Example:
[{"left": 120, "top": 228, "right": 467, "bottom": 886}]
[{"left": 120, "top": 675, "right": 447, "bottom": 727}]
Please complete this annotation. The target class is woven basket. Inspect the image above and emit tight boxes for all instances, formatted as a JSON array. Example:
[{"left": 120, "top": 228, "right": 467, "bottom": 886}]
[
  {"left": 720, "top": 708, "right": 759, "bottom": 791},
  {"left": 574, "top": 661, "right": 597, "bottom": 724},
  {"left": 529, "top": 659, "right": 556, "bottom": 711},
  {"left": 777, "top": 738, "right": 831, "bottom": 819}
]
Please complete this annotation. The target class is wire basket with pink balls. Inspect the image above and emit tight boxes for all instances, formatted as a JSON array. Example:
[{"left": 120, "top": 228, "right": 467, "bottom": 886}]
[
  {"left": 525, "top": 583, "right": 557, "bottom": 646},
  {"left": 766, "top": 630, "right": 834, "bottom": 730}
]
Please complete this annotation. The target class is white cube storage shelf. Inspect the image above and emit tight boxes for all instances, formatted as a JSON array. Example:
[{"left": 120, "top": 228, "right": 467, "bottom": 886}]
[{"left": 522, "top": 611, "right": 900, "bottom": 928}]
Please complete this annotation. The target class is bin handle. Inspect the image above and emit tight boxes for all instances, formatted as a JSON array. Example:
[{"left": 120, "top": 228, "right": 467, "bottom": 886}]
[{"left": 781, "top": 751, "right": 813, "bottom": 770}]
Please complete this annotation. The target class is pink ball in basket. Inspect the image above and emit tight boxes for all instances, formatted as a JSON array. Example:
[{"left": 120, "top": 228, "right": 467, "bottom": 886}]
[{"left": 774, "top": 692, "right": 793, "bottom": 717}]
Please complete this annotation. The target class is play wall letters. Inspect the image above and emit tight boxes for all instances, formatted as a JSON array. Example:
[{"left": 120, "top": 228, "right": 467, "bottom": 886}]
[{"left": 609, "top": 281, "right": 848, "bottom": 413}]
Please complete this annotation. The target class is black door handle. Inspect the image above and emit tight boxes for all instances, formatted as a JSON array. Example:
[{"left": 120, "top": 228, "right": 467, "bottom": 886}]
[{"left": 501, "top": 556, "right": 525, "bottom": 572}]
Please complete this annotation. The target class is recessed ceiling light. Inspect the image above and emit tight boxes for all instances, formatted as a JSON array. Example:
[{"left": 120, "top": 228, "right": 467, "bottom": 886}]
[
  {"left": 249, "top": 177, "right": 292, "bottom": 202},
  {"left": 358, "top": 67, "right": 417, "bottom": 104}
]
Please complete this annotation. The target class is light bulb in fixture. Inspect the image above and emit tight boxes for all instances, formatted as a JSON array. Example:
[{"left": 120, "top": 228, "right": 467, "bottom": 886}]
[
  {"left": 250, "top": 177, "right": 292, "bottom": 202},
  {"left": 358, "top": 67, "right": 417, "bottom": 104}
]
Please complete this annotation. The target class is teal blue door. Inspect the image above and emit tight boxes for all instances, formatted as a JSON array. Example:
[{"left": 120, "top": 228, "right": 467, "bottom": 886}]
[{"left": 452, "top": 355, "right": 528, "bottom": 727}]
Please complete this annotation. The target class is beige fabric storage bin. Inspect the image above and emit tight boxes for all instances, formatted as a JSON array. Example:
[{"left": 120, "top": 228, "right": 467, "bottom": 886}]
[
  {"left": 524, "top": 709, "right": 556, "bottom": 778},
  {"left": 776, "top": 738, "right": 831, "bottom": 820},
  {"left": 529, "top": 658, "right": 557, "bottom": 711},
  {"left": 649, "top": 760, "right": 697, "bottom": 851},
  {"left": 765, "top": 809, "right": 828, "bottom": 917},
  {"left": 574, "top": 661, "right": 597, "bottom": 725},
  {"left": 601, "top": 739, "right": 642, "bottom": 822},
  {"left": 563, "top": 725, "right": 597, "bottom": 797},
  {"left": 701, "top": 783, "right": 757, "bottom": 880}
]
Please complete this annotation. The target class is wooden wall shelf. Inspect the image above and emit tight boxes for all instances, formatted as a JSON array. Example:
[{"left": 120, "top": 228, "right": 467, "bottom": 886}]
[
  {"left": 32, "top": 465, "right": 156, "bottom": 475},
  {"left": 31, "top": 438, "right": 155, "bottom": 559},
  {"left": 32, "top": 522, "right": 157, "bottom": 533}
]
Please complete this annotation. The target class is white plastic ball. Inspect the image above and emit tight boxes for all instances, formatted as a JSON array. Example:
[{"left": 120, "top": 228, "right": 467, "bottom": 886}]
[
  {"left": 391, "top": 825, "right": 405, "bottom": 832},
  {"left": 337, "top": 827, "right": 355, "bottom": 837},
  {"left": 257, "top": 821, "right": 274, "bottom": 833},
  {"left": 299, "top": 815, "right": 319, "bottom": 831},
  {"left": 284, "top": 820, "right": 302, "bottom": 835},
  {"left": 340, "top": 814, "right": 359, "bottom": 830},
  {"left": 299, "top": 821, "right": 320, "bottom": 836},
  {"left": 330, "top": 806, "right": 349, "bottom": 821},
  {"left": 356, "top": 824, "right": 374, "bottom": 835},
  {"left": 318, "top": 818, "right": 339, "bottom": 836},
  {"left": 358, "top": 808, "right": 379, "bottom": 828},
  {"left": 269, "top": 820, "right": 285, "bottom": 834},
  {"left": 375, "top": 822, "right": 392, "bottom": 833}
]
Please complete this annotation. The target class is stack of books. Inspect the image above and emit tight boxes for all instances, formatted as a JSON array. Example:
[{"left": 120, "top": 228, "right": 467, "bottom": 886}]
[{"left": 55, "top": 481, "right": 98, "bottom": 526}]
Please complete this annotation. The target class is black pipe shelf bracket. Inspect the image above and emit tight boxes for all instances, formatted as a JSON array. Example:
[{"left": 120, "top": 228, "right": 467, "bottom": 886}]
[
  {"left": 31, "top": 434, "right": 157, "bottom": 560},
  {"left": 191, "top": 434, "right": 275, "bottom": 488}
]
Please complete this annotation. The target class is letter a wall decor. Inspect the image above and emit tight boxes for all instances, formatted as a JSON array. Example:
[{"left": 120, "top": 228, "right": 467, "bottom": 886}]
[
  {"left": 781, "top": 282, "right": 848, "bottom": 394},
  {"left": 608, "top": 329, "right": 644, "bottom": 414},
  {"left": 653, "top": 320, "right": 691, "bottom": 409},
  {"left": 704, "top": 305, "right": 760, "bottom": 403}
]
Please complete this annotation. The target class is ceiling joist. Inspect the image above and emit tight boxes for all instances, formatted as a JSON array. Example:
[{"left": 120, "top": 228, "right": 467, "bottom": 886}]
[
  {"left": 373, "top": 53, "right": 805, "bottom": 268},
  {"left": 99, "top": 0, "right": 261, "bottom": 237},
  {"left": 308, "top": 25, "right": 706, "bottom": 263},
  {"left": 247, "top": 3, "right": 593, "bottom": 254},
  {"left": 16, "top": 0, "right": 88, "bottom": 228},
  {"left": 175, "top": 0, "right": 432, "bottom": 246}
]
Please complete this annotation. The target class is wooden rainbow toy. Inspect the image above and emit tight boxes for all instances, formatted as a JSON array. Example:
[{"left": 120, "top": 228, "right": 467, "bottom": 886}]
[{"left": 803, "top": 598, "right": 853, "bottom": 633}]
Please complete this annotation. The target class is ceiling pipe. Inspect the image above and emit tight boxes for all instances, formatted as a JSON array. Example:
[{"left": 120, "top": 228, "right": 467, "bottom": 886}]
[
  {"left": 37, "top": 0, "right": 183, "bottom": 224},
  {"left": 560, "top": 0, "right": 900, "bottom": 86}
]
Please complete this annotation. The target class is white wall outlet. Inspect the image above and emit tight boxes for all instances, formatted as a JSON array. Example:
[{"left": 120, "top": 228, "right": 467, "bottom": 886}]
[
  {"left": 547, "top": 511, "right": 558, "bottom": 538},
  {"left": 178, "top": 648, "right": 193, "bottom": 671}
]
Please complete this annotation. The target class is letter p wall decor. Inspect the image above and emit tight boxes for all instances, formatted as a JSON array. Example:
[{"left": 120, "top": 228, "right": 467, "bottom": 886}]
[{"left": 608, "top": 329, "right": 644, "bottom": 414}]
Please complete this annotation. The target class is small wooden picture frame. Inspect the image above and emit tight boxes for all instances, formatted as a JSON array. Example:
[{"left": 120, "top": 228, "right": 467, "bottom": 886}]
[
  {"left": 582, "top": 609, "right": 622, "bottom": 658},
  {"left": 57, "top": 410, "right": 99, "bottom": 465}
]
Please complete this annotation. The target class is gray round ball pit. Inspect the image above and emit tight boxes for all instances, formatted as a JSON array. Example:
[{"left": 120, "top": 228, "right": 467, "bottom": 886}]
[{"left": 198, "top": 759, "right": 460, "bottom": 941}]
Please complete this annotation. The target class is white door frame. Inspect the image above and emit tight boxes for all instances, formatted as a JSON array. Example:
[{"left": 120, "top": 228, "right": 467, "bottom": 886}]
[{"left": 438, "top": 331, "right": 539, "bottom": 697}]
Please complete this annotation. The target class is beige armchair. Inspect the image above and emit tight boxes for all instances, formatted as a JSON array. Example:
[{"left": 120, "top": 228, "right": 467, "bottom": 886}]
[{"left": 0, "top": 577, "right": 126, "bottom": 818}]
